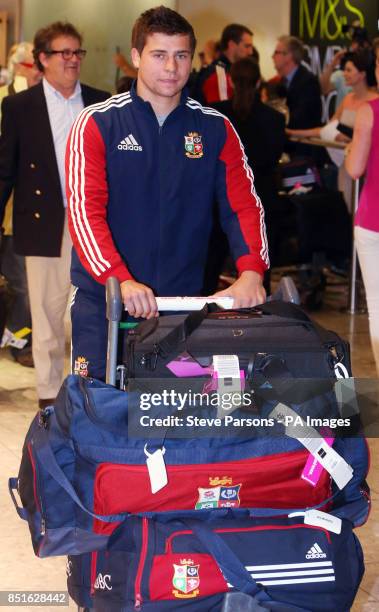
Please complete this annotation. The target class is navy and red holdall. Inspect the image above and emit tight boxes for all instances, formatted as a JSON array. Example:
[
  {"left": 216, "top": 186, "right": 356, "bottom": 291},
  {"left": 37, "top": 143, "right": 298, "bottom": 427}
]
[
  {"left": 9, "top": 371, "right": 370, "bottom": 558},
  {"left": 91, "top": 512, "right": 364, "bottom": 612}
]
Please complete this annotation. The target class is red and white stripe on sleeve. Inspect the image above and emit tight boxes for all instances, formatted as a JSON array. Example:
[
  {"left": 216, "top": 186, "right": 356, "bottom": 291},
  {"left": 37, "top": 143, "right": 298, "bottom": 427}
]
[{"left": 65, "top": 96, "right": 133, "bottom": 285}]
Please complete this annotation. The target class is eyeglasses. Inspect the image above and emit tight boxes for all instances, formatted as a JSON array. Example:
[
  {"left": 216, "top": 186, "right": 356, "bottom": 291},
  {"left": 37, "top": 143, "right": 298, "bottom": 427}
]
[{"left": 46, "top": 49, "right": 87, "bottom": 60}]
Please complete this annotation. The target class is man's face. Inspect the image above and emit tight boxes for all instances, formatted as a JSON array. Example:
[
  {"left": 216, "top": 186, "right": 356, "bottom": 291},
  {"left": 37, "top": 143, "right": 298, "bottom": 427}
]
[
  {"left": 39, "top": 35, "right": 83, "bottom": 91},
  {"left": 131, "top": 32, "right": 192, "bottom": 104},
  {"left": 230, "top": 33, "right": 253, "bottom": 62},
  {"left": 272, "top": 41, "right": 291, "bottom": 74}
]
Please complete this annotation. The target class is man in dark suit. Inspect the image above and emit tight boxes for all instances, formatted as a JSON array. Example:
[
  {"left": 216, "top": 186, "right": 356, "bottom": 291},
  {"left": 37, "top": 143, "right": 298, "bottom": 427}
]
[
  {"left": 0, "top": 21, "right": 110, "bottom": 408},
  {"left": 272, "top": 35, "right": 322, "bottom": 130},
  {"left": 272, "top": 35, "right": 322, "bottom": 159}
]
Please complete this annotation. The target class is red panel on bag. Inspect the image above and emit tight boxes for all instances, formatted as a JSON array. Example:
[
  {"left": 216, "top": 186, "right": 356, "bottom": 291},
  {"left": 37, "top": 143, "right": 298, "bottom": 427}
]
[
  {"left": 93, "top": 450, "right": 332, "bottom": 535},
  {"left": 149, "top": 553, "right": 228, "bottom": 600}
]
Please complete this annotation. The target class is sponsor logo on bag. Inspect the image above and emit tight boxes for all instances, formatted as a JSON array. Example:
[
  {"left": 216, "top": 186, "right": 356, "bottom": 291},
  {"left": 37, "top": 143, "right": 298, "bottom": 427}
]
[
  {"left": 172, "top": 559, "right": 200, "bottom": 598},
  {"left": 94, "top": 573, "right": 112, "bottom": 590},
  {"left": 74, "top": 356, "right": 89, "bottom": 377},
  {"left": 184, "top": 132, "right": 203, "bottom": 158},
  {"left": 306, "top": 543, "right": 327, "bottom": 559},
  {"left": 195, "top": 481, "right": 241, "bottom": 509}
]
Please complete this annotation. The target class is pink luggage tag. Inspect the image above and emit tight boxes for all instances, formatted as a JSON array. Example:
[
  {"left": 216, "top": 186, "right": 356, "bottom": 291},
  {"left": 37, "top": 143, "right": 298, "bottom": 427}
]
[
  {"left": 166, "top": 352, "right": 213, "bottom": 377},
  {"left": 301, "top": 436, "right": 334, "bottom": 486}
]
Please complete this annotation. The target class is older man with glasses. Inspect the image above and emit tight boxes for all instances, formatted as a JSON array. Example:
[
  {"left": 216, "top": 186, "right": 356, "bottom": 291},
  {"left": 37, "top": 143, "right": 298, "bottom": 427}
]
[
  {"left": 0, "top": 21, "right": 110, "bottom": 409},
  {"left": 272, "top": 36, "right": 322, "bottom": 153}
]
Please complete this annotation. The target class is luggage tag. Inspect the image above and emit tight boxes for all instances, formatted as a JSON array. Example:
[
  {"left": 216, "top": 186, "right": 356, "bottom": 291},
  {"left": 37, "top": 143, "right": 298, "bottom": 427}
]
[
  {"left": 304, "top": 509, "right": 342, "bottom": 534},
  {"left": 270, "top": 403, "right": 353, "bottom": 490},
  {"left": 301, "top": 436, "right": 334, "bottom": 486},
  {"left": 213, "top": 355, "right": 242, "bottom": 417},
  {"left": 334, "top": 377, "right": 360, "bottom": 418},
  {"left": 288, "top": 509, "right": 342, "bottom": 534},
  {"left": 166, "top": 352, "right": 213, "bottom": 377},
  {"left": 144, "top": 445, "right": 168, "bottom": 494}
]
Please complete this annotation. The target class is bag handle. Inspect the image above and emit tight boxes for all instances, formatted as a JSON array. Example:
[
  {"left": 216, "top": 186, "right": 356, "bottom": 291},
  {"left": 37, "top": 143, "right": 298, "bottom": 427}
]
[
  {"left": 186, "top": 518, "right": 311, "bottom": 612},
  {"left": 8, "top": 478, "right": 29, "bottom": 521},
  {"left": 149, "top": 300, "right": 337, "bottom": 362},
  {"left": 32, "top": 426, "right": 129, "bottom": 523}
]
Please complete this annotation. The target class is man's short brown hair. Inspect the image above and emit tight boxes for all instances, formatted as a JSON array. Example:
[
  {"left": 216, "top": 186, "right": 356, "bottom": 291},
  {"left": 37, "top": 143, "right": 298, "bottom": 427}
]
[
  {"left": 33, "top": 21, "right": 83, "bottom": 71},
  {"left": 131, "top": 5, "right": 196, "bottom": 56},
  {"left": 220, "top": 24, "right": 253, "bottom": 52},
  {"left": 278, "top": 35, "right": 304, "bottom": 65}
]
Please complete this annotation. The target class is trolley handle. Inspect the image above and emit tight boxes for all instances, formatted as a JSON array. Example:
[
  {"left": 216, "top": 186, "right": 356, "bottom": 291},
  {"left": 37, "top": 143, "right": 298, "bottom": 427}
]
[{"left": 105, "top": 276, "right": 299, "bottom": 317}]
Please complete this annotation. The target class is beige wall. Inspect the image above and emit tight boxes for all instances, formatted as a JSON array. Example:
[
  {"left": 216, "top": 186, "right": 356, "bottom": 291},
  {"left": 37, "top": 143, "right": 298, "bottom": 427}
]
[
  {"left": 20, "top": 0, "right": 175, "bottom": 92},
  {"left": 177, "top": 0, "right": 291, "bottom": 80}
]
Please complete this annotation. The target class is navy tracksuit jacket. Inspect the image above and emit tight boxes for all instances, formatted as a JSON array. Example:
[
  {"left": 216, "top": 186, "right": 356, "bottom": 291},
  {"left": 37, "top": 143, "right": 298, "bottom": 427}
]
[{"left": 66, "top": 83, "right": 268, "bottom": 380}]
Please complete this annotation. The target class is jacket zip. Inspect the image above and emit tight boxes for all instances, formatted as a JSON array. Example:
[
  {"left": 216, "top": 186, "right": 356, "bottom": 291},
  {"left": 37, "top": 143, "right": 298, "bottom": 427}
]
[{"left": 134, "top": 517, "right": 149, "bottom": 609}]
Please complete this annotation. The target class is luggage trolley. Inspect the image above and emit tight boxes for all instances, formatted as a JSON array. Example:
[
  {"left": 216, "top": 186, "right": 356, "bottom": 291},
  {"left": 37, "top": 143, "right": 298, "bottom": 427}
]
[
  {"left": 105, "top": 276, "right": 300, "bottom": 389},
  {"left": 77, "top": 276, "right": 300, "bottom": 612}
]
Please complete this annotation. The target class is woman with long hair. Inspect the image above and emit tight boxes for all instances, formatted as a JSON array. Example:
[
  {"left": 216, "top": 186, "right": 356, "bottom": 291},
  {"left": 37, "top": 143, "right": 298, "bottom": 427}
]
[
  {"left": 346, "top": 47, "right": 379, "bottom": 376},
  {"left": 287, "top": 49, "right": 377, "bottom": 141},
  {"left": 287, "top": 49, "right": 378, "bottom": 210},
  {"left": 210, "top": 58, "right": 285, "bottom": 291}
]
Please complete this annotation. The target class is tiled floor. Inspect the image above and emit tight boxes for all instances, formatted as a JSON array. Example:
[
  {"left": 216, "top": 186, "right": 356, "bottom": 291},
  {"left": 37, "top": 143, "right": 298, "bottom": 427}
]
[{"left": 0, "top": 284, "right": 378, "bottom": 611}]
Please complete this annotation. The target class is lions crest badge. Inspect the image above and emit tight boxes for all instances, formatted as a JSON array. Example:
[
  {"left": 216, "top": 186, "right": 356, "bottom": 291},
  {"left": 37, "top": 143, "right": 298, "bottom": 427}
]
[
  {"left": 184, "top": 132, "right": 204, "bottom": 158},
  {"left": 195, "top": 481, "right": 241, "bottom": 509},
  {"left": 172, "top": 559, "right": 200, "bottom": 598},
  {"left": 74, "top": 356, "right": 89, "bottom": 377}
]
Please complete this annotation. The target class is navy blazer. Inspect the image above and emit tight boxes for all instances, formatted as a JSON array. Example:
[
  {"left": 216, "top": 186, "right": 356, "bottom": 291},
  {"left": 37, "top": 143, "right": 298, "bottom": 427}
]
[{"left": 0, "top": 81, "right": 110, "bottom": 256}]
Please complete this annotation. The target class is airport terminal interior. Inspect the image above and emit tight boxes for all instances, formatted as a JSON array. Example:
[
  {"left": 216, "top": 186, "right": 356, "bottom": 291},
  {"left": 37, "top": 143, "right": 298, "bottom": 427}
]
[{"left": 1, "top": 0, "right": 379, "bottom": 610}]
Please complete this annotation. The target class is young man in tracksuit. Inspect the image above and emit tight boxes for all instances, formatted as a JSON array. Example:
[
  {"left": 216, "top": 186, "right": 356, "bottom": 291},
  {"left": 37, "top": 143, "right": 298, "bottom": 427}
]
[
  {"left": 66, "top": 6, "right": 269, "bottom": 383},
  {"left": 66, "top": 8, "right": 268, "bottom": 608}
]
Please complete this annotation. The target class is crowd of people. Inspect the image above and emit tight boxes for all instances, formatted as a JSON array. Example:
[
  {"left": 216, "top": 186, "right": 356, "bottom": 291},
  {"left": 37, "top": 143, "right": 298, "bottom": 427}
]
[{"left": 1, "top": 5, "right": 379, "bottom": 418}]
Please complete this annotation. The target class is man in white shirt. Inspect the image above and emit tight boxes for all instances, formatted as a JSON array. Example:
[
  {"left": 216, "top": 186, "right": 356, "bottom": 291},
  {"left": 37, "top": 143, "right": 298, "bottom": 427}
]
[{"left": 0, "top": 22, "right": 110, "bottom": 408}]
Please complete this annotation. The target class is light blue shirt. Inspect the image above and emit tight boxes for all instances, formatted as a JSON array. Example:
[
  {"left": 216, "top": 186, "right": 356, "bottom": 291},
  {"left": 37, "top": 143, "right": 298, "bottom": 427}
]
[{"left": 42, "top": 78, "right": 84, "bottom": 207}]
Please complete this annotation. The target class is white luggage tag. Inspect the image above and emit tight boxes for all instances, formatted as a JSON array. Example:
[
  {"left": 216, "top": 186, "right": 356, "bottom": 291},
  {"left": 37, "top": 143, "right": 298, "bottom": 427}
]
[
  {"left": 334, "top": 378, "right": 360, "bottom": 417},
  {"left": 270, "top": 403, "right": 353, "bottom": 490},
  {"left": 288, "top": 509, "right": 342, "bottom": 534},
  {"left": 213, "top": 355, "right": 242, "bottom": 417},
  {"left": 304, "top": 509, "right": 342, "bottom": 534},
  {"left": 144, "top": 445, "right": 168, "bottom": 494}
]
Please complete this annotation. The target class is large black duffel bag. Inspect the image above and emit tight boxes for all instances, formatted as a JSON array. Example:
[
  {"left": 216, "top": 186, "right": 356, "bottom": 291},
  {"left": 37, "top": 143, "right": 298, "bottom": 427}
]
[{"left": 124, "top": 301, "right": 351, "bottom": 382}]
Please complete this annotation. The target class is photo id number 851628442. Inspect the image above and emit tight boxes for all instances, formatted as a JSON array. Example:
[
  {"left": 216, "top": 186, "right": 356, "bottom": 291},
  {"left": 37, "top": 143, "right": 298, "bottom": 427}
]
[{"left": 0, "top": 591, "right": 69, "bottom": 606}]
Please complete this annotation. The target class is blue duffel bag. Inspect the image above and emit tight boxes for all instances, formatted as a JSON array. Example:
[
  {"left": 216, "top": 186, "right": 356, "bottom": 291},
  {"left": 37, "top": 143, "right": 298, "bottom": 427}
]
[
  {"left": 9, "top": 373, "right": 370, "bottom": 559},
  {"left": 90, "top": 512, "right": 364, "bottom": 612}
]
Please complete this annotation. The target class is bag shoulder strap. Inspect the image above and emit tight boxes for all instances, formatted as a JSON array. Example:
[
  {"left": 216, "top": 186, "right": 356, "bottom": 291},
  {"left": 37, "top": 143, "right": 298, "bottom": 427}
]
[
  {"left": 259, "top": 301, "right": 339, "bottom": 346},
  {"left": 32, "top": 426, "right": 128, "bottom": 523},
  {"left": 185, "top": 518, "right": 311, "bottom": 612},
  {"left": 153, "top": 303, "right": 213, "bottom": 357}
]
